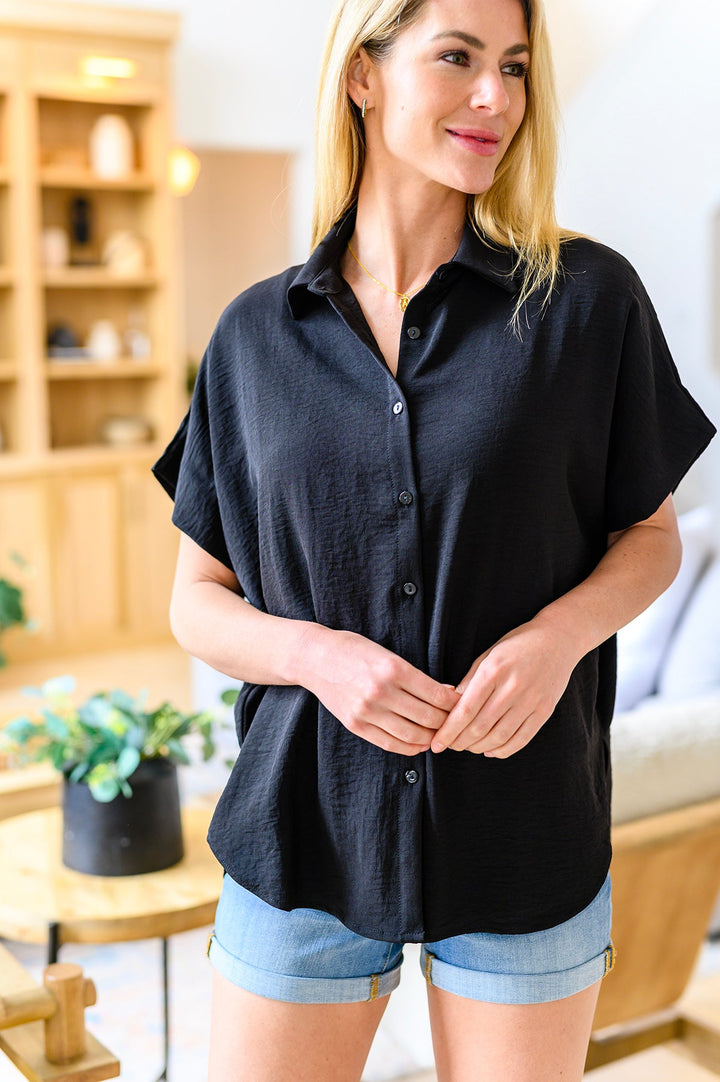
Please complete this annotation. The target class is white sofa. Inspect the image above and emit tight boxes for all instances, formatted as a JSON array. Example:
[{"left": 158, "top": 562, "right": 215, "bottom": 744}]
[{"left": 610, "top": 504, "right": 720, "bottom": 933}]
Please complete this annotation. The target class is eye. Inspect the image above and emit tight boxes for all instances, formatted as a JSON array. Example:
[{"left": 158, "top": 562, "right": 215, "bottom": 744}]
[
  {"left": 502, "top": 61, "right": 529, "bottom": 79},
  {"left": 441, "top": 49, "right": 471, "bottom": 67}
]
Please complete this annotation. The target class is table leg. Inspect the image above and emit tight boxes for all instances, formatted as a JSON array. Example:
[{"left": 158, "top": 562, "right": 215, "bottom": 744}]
[
  {"left": 154, "top": 937, "right": 170, "bottom": 1082},
  {"left": 47, "top": 921, "right": 61, "bottom": 965}
]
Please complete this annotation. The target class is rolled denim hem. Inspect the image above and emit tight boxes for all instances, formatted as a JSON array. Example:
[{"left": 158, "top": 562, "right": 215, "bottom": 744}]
[
  {"left": 208, "top": 933, "right": 403, "bottom": 1004},
  {"left": 420, "top": 942, "right": 616, "bottom": 1004}
]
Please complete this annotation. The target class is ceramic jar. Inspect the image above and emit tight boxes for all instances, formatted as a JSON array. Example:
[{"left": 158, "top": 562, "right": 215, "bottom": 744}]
[
  {"left": 89, "top": 114, "right": 134, "bottom": 179},
  {"left": 86, "top": 319, "right": 122, "bottom": 362}
]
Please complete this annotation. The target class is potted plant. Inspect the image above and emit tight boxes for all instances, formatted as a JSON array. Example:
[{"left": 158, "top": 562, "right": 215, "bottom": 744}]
[
  {"left": 0, "top": 555, "right": 32, "bottom": 668},
  {"left": 2, "top": 676, "right": 217, "bottom": 877}
]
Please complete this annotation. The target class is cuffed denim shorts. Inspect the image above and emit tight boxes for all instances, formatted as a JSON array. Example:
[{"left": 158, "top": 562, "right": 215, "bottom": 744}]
[{"left": 208, "top": 871, "right": 614, "bottom": 1006}]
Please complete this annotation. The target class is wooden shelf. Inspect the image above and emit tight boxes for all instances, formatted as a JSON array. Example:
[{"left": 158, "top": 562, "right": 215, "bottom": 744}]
[
  {"left": 39, "top": 167, "right": 156, "bottom": 191},
  {"left": 46, "top": 359, "right": 161, "bottom": 379},
  {"left": 0, "top": 444, "right": 160, "bottom": 479},
  {"left": 0, "top": 1, "right": 183, "bottom": 663},
  {"left": 36, "top": 87, "right": 159, "bottom": 107},
  {"left": 43, "top": 268, "right": 159, "bottom": 288},
  {"left": 44, "top": 443, "right": 162, "bottom": 468}
]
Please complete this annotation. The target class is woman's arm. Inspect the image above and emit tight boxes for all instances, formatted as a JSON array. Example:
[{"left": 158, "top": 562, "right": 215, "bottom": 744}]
[
  {"left": 170, "top": 533, "right": 459, "bottom": 756},
  {"left": 430, "top": 495, "right": 682, "bottom": 757}
]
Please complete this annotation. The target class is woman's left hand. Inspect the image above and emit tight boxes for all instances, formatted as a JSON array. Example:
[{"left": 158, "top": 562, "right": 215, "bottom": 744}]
[{"left": 430, "top": 617, "right": 581, "bottom": 758}]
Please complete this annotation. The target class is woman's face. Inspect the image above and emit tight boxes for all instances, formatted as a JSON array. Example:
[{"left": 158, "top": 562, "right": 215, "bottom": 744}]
[{"left": 354, "top": 0, "right": 529, "bottom": 197}]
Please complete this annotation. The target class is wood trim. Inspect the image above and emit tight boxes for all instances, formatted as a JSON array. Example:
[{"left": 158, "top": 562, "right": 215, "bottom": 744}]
[
  {"left": 612, "top": 797, "right": 720, "bottom": 850},
  {"left": 0, "top": 0, "right": 179, "bottom": 42}
]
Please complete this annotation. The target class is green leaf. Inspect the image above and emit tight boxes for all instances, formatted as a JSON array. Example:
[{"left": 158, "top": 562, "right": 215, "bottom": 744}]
[
  {"left": 69, "top": 762, "right": 89, "bottom": 783},
  {"left": 41, "top": 712, "right": 70, "bottom": 740},
  {"left": 79, "top": 696, "right": 113, "bottom": 727},
  {"left": 220, "top": 688, "right": 240, "bottom": 706},
  {"left": 89, "top": 776, "right": 121, "bottom": 802},
  {"left": 116, "top": 746, "right": 141, "bottom": 779},
  {"left": 3, "top": 717, "right": 37, "bottom": 743},
  {"left": 108, "top": 689, "right": 137, "bottom": 713},
  {"left": 41, "top": 675, "right": 76, "bottom": 699},
  {"left": 201, "top": 733, "right": 216, "bottom": 762},
  {"left": 118, "top": 777, "right": 133, "bottom": 798},
  {"left": 0, "top": 579, "right": 23, "bottom": 630},
  {"left": 165, "top": 739, "right": 189, "bottom": 764}
]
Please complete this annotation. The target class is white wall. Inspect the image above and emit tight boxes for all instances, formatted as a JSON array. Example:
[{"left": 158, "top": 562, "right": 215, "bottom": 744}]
[{"left": 555, "top": 0, "right": 720, "bottom": 508}]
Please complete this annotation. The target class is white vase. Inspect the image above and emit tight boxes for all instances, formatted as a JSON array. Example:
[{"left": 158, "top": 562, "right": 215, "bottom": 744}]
[
  {"left": 41, "top": 227, "right": 70, "bottom": 268},
  {"left": 89, "top": 114, "right": 134, "bottom": 179},
  {"left": 86, "top": 319, "right": 122, "bottom": 362}
]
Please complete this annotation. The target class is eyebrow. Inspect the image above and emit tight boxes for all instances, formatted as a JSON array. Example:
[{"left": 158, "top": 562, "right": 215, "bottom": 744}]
[{"left": 431, "top": 30, "right": 530, "bottom": 56}]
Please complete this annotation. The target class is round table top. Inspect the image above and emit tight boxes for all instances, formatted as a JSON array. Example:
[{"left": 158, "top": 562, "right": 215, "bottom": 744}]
[{"left": 0, "top": 804, "right": 223, "bottom": 945}]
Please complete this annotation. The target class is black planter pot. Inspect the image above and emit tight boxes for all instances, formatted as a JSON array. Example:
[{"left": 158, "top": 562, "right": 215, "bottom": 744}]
[{"left": 62, "top": 757, "right": 184, "bottom": 876}]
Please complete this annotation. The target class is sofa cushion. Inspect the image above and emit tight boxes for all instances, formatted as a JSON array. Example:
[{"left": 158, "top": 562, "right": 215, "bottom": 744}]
[
  {"left": 611, "top": 693, "right": 720, "bottom": 824},
  {"left": 657, "top": 557, "right": 720, "bottom": 701},
  {"left": 614, "top": 506, "right": 715, "bottom": 712}
]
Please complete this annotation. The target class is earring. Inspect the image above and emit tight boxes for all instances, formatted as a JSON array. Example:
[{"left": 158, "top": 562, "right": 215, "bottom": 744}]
[{"left": 361, "top": 99, "right": 367, "bottom": 119}]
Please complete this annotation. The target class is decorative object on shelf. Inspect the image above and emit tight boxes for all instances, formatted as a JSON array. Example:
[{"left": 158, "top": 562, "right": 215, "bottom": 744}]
[
  {"left": 1, "top": 675, "right": 217, "bottom": 876},
  {"left": 89, "top": 113, "right": 134, "bottom": 179},
  {"left": 99, "top": 413, "right": 153, "bottom": 446},
  {"left": 86, "top": 318, "right": 122, "bottom": 361},
  {"left": 124, "top": 326, "right": 151, "bottom": 359},
  {"left": 41, "top": 226, "right": 70, "bottom": 268},
  {"left": 101, "top": 229, "right": 149, "bottom": 276},
  {"left": 68, "top": 195, "right": 98, "bottom": 266},
  {"left": 47, "top": 321, "right": 87, "bottom": 359},
  {"left": 125, "top": 304, "right": 151, "bottom": 359}
]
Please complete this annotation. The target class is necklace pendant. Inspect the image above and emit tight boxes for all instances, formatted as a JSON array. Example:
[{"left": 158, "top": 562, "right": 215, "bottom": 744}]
[{"left": 399, "top": 295, "right": 409, "bottom": 313}]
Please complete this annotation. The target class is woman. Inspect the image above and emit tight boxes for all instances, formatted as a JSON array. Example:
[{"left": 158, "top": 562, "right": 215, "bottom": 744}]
[{"left": 154, "top": 0, "right": 716, "bottom": 1078}]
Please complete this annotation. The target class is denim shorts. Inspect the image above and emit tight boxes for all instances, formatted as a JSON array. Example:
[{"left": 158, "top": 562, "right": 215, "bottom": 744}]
[{"left": 208, "top": 871, "right": 614, "bottom": 1006}]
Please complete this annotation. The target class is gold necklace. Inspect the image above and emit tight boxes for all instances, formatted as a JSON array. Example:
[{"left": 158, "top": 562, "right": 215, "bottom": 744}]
[{"left": 347, "top": 242, "right": 425, "bottom": 312}]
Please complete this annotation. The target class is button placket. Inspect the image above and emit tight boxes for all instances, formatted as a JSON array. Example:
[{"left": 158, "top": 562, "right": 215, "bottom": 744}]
[{"left": 385, "top": 315, "right": 429, "bottom": 935}]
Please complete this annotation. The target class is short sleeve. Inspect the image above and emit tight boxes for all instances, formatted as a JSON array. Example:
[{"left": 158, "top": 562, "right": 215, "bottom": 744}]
[
  {"left": 152, "top": 337, "right": 232, "bottom": 569},
  {"left": 604, "top": 279, "right": 716, "bottom": 532}
]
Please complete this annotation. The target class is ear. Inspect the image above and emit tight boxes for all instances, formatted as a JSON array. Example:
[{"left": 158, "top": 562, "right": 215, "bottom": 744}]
[{"left": 346, "top": 46, "right": 374, "bottom": 111}]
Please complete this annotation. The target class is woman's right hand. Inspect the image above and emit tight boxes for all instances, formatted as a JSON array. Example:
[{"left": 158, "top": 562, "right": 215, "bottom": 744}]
[{"left": 295, "top": 625, "right": 459, "bottom": 756}]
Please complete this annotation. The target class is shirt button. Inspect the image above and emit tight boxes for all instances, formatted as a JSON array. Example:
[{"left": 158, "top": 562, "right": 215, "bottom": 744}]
[
  {"left": 392, "top": 401, "right": 404, "bottom": 415},
  {"left": 402, "top": 582, "right": 417, "bottom": 597},
  {"left": 398, "top": 491, "right": 414, "bottom": 506},
  {"left": 407, "top": 326, "right": 421, "bottom": 340},
  {"left": 405, "top": 770, "right": 419, "bottom": 784}
]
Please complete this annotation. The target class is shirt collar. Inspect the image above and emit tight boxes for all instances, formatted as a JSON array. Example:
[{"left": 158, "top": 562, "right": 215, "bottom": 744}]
[{"left": 287, "top": 206, "right": 518, "bottom": 319}]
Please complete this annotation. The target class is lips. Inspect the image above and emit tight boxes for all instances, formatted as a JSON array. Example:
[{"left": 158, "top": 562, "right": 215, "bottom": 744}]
[
  {"left": 447, "top": 127, "right": 503, "bottom": 157},
  {"left": 448, "top": 128, "right": 502, "bottom": 143}
]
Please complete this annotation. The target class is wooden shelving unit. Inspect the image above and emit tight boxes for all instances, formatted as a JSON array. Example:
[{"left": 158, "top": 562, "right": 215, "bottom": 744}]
[{"left": 0, "top": 0, "right": 184, "bottom": 664}]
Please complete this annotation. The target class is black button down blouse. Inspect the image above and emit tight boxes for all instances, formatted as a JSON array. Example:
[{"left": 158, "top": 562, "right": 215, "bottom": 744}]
[{"left": 153, "top": 209, "right": 716, "bottom": 941}]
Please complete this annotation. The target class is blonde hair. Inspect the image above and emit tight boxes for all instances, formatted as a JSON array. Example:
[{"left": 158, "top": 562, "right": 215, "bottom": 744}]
[{"left": 312, "top": 0, "right": 570, "bottom": 321}]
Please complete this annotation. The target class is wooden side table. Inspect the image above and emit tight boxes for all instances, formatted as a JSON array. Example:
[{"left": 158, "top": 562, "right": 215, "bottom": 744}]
[{"left": 0, "top": 805, "right": 223, "bottom": 1081}]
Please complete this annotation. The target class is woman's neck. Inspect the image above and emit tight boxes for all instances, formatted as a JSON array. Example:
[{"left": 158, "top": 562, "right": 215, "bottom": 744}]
[{"left": 351, "top": 171, "right": 467, "bottom": 297}]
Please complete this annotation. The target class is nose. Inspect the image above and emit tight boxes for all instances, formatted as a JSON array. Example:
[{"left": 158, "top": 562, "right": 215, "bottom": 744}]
[{"left": 468, "top": 69, "right": 510, "bottom": 114}]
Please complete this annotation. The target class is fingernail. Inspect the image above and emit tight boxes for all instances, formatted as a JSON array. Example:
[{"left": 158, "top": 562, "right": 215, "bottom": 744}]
[{"left": 431, "top": 742, "right": 445, "bottom": 753}]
